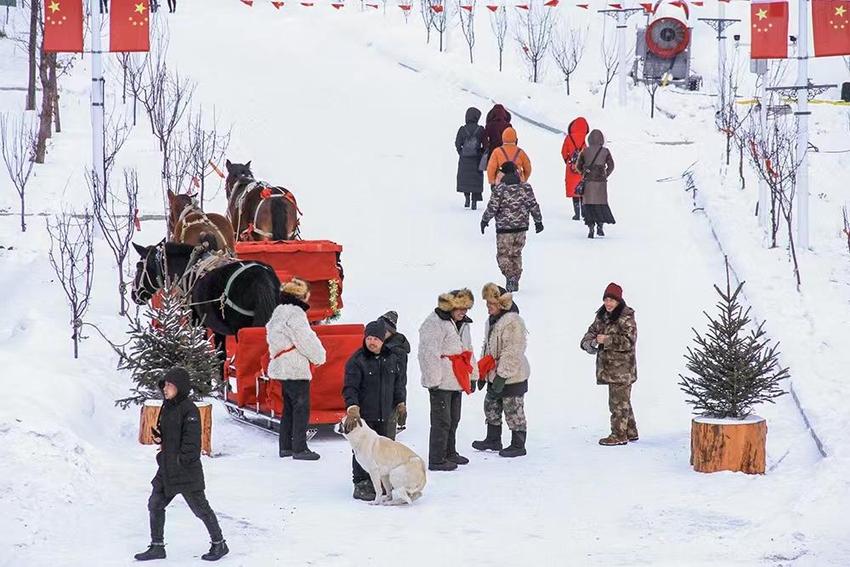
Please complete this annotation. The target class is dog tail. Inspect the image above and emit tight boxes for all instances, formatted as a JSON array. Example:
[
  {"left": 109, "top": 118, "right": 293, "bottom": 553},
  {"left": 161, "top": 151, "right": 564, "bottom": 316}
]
[{"left": 410, "top": 456, "right": 427, "bottom": 494}]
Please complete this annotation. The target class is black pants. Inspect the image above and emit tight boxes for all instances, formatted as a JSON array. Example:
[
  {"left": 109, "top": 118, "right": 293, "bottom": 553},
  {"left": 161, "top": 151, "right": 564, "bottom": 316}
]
[
  {"left": 167, "top": 0, "right": 177, "bottom": 12},
  {"left": 280, "top": 380, "right": 311, "bottom": 454},
  {"left": 148, "top": 479, "right": 222, "bottom": 544},
  {"left": 352, "top": 420, "right": 388, "bottom": 483},
  {"left": 428, "top": 389, "right": 462, "bottom": 464}
]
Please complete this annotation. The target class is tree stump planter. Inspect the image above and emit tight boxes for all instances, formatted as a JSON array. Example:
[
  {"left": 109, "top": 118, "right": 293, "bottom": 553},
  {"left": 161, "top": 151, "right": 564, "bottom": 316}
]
[
  {"left": 139, "top": 399, "right": 213, "bottom": 456},
  {"left": 690, "top": 415, "right": 766, "bottom": 474}
]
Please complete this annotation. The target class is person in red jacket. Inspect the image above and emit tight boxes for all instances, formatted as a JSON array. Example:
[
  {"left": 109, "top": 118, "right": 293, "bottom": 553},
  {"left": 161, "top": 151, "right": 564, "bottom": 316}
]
[
  {"left": 484, "top": 104, "right": 512, "bottom": 154},
  {"left": 560, "top": 117, "right": 590, "bottom": 221}
]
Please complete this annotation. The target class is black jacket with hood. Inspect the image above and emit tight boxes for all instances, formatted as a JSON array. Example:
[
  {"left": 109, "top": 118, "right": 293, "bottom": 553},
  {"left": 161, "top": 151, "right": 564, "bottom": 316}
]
[{"left": 154, "top": 368, "right": 205, "bottom": 497}]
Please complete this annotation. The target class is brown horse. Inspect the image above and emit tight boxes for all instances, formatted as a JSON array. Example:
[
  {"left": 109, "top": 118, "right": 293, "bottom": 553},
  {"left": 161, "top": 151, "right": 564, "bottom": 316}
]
[
  {"left": 225, "top": 160, "right": 300, "bottom": 241},
  {"left": 167, "top": 189, "right": 236, "bottom": 253}
]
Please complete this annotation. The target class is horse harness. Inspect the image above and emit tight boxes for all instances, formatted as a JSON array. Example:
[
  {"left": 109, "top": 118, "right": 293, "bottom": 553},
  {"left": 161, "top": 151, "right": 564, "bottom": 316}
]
[
  {"left": 228, "top": 180, "right": 301, "bottom": 240},
  {"left": 175, "top": 204, "right": 229, "bottom": 250}
]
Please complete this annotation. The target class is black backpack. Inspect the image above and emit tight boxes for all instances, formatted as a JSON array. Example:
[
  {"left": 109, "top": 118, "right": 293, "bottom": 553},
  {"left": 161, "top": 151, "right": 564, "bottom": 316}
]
[{"left": 460, "top": 125, "right": 481, "bottom": 157}]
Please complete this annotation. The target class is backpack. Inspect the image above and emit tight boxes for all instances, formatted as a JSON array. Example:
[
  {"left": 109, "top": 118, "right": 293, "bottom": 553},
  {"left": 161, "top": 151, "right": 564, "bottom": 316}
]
[
  {"left": 499, "top": 146, "right": 522, "bottom": 177},
  {"left": 567, "top": 133, "right": 584, "bottom": 173},
  {"left": 460, "top": 125, "right": 481, "bottom": 158}
]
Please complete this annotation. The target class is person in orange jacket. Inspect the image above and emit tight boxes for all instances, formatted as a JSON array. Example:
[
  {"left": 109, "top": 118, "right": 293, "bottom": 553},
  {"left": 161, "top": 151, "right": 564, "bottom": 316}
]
[
  {"left": 560, "top": 117, "right": 590, "bottom": 221},
  {"left": 486, "top": 127, "right": 532, "bottom": 186}
]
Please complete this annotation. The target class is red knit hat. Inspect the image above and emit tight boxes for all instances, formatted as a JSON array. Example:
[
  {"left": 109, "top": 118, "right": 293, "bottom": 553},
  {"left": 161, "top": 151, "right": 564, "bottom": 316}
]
[{"left": 603, "top": 282, "right": 623, "bottom": 301}]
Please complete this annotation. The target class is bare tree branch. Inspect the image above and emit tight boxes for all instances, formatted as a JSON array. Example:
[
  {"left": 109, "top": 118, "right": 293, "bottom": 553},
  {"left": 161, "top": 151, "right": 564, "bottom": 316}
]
[
  {"left": 515, "top": 4, "right": 554, "bottom": 83},
  {"left": 489, "top": 6, "right": 508, "bottom": 72},
  {"left": 600, "top": 28, "right": 619, "bottom": 109},
  {"left": 0, "top": 112, "right": 37, "bottom": 233},
  {"left": 458, "top": 1, "right": 476, "bottom": 64},
  {"left": 551, "top": 24, "right": 586, "bottom": 96}
]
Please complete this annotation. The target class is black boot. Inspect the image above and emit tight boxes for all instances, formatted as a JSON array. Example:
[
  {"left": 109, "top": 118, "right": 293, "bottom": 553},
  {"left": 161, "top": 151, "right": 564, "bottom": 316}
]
[
  {"left": 201, "top": 540, "right": 229, "bottom": 561},
  {"left": 471, "top": 199, "right": 477, "bottom": 211},
  {"left": 572, "top": 198, "right": 581, "bottom": 221},
  {"left": 447, "top": 453, "right": 470, "bottom": 465},
  {"left": 499, "top": 430, "right": 527, "bottom": 458},
  {"left": 587, "top": 224, "right": 595, "bottom": 239},
  {"left": 353, "top": 480, "right": 377, "bottom": 501},
  {"left": 428, "top": 460, "right": 458, "bottom": 471},
  {"left": 472, "top": 424, "right": 503, "bottom": 451},
  {"left": 134, "top": 543, "right": 166, "bottom": 561},
  {"left": 292, "top": 448, "right": 320, "bottom": 461},
  {"left": 464, "top": 193, "right": 471, "bottom": 208},
  {"left": 596, "top": 224, "right": 605, "bottom": 237}
]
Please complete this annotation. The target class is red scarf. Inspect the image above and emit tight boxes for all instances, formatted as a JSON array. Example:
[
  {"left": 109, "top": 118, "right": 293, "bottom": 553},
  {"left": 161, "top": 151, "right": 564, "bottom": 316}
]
[
  {"left": 442, "top": 351, "right": 474, "bottom": 394},
  {"left": 478, "top": 354, "right": 496, "bottom": 378}
]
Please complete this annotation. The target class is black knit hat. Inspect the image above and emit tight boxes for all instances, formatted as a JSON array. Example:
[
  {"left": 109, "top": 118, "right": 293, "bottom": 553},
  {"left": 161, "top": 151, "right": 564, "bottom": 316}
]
[
  {"left": 499, "top": 161, "right": 518, "bottom": 174},
  {"left": 364, "top": 320, "right": 387, "bottom": 340},
  {"left": 379, "top": 310, "right": 398, "bottom": 331}
]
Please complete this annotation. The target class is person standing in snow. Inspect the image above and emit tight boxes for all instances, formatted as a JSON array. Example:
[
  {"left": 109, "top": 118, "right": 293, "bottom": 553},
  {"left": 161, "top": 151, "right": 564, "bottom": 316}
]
[
  {"left": 265, "top": 278, "right": 327, "bottom": 460},
  {"left": 577, "top": 129, "right": 616, "bottom": 239},
  {"left": 561, "top": 117, "right": 590, "bottom": 221},
  {"left": 480, "top": 161, "right": 544, "bottom": 292},
  {"left": 580, "top": 283, "right": 639, "bottom": 446},
  {"left": 134, "top": 367, "right": 228, "bottom": 562},
  {"left": 378, "top": 310, "right": 410, "bottom": 440},
  {"left": 342, "top": 320, "right": 407, "bottom": 500},
  {"left": 486, "top": 127, "right": 532, "bottom": 187},
  {"left": 484, "top": 103, "right": 512, "bottom": 154},
  {"left": 418, "top": 289, "right": 478, "bottom": 471},
  {"left": 455, "top": 107, "right": 487, "bottom": 210},
  {"left": 472, "top": 284, "right": 530, "bottom": 458}
]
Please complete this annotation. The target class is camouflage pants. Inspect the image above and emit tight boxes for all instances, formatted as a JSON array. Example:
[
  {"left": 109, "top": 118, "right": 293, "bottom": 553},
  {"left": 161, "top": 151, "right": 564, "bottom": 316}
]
[
  {"left": 484, "top": 393, "right": 527, "bottom": 432},
  {"left": 608, "top": 384, "right": 637, "bottom": 439},
  {"left": 495, "top": 232, "right": 527, "bottom": 280}
]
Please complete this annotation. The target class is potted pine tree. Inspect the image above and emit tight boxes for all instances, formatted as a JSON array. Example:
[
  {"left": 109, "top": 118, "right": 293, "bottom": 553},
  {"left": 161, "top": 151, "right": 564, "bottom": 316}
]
[{"left": 678, "top": 263, "right": 789, "bottom": 474}]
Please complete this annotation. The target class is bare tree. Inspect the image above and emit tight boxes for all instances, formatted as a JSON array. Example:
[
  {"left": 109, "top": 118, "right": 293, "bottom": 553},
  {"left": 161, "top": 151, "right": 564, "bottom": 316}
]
[
  {"left": 843, "top": 205, "right": 850, "bottom": 256},
  {"left": 551, "top": 25, "right": 586, "bottom": 95},
  {"left": 432, "top": 1, "right": 451, "bottom": 52},
  {"left": 103, "top": 105, "right": 133, "bottom": 183},
  {"left": 186, "top": 107, "right": 232, "bottom": 208},
  {"left": 0, "top": 113, "right": 37, "bottom": 233},
  {"left": 644, "top": 77, "right": 662, "bottom": 119},
  {"left": 515, "top": 4, "right": 554, "bottom": 83},
  {"left": 114, "top": 51, "right": 149, "bottom": 126},
  {"left": 46, "top": 211, "right": 95, "bottom": 358},
  {"left": 600, "top": 29, "right": 619, "bottom": 109},
  {"left": 489, "top": 6, "right": 508, "bottom": 72},
  {"left": 88, "top": 168, "right": 139, "bottom": 316},
  {"left": 458, "top": 1, "right": 476, "bottom": 63},
  {"left": 419, "top": 0, "right": 436, "bottom": 43}
]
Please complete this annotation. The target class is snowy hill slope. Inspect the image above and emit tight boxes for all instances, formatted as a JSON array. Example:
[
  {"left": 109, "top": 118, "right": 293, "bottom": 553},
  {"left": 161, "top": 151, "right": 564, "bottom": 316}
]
[{"left": 1, "top": 1, "right": 848, "bottom": 565}]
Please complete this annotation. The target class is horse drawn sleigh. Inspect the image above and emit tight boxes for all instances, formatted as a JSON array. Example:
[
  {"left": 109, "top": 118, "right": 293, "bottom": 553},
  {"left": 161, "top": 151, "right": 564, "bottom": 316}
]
[{"left": 133, "top": 160, "right": 361, "bottom": 437}]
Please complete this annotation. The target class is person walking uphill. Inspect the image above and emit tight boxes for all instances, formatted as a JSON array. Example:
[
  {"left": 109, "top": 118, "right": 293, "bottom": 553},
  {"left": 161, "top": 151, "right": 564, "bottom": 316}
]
[
  {"left": 577, "top": 129, "right": 616, "bottom": 239},
  {"left": 472, "top": 284, "right": 531, "bottom": 458},
  {"left": 379, "top": 310, "right": 411, "bottom": 441},
  {"left": 484, "top": 103, "right": 512, "bottom": 153},
  {"left": 134, "top": 368, "right": 228, "bottom": 562},
  {"left": 486, "top": 127, "right": 532, "bottom": 187},
  {"left": 342, "top": 320, "right": 407, "bottom": 501},
  {"left": 580, "top": 283, "right": 639, "bottom": 446},
  {"left": 481, "top": 161, "right": 544, "bottom": 292},
  {"left": 455, "top": 107, "right": 487, "bottom": 210},
  {"left": 418, "top": 289, "right": 479, "bottom": 471},
  {"left": 266, "top": 278, "right": 327, "bottom": 461},
  {"left": 561, "top": 116, "right": 590, "bottom": 221}
]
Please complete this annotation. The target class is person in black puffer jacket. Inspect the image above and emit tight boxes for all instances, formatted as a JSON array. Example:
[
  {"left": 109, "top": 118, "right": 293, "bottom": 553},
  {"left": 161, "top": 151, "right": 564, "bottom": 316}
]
[
  {"left": 341, "top": 320, "right": 406, "bottom": 501},
  {"left": 379, "top": 310, "right": 411, "bottom": 440},
  {"left": 134, "top": 367, "right": 228, "bottom": 562}
]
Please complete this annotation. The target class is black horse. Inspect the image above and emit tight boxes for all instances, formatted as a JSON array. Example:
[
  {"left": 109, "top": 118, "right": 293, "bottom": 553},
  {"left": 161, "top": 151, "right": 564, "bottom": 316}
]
[{"left": 131, "top": 241, "right": 280, "bottom": 336}]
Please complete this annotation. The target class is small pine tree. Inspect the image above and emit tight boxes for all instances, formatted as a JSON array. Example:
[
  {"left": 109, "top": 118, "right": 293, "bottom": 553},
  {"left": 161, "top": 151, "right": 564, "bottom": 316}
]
[
  {"left": 678, "top": 261, "right": 789, "bottom": 418},
  {"left": 114, "top": 284, "right": 220, "bottom": 409}
]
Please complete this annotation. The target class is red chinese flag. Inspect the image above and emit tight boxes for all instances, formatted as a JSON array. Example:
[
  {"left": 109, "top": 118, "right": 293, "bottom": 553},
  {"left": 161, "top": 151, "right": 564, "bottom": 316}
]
[
  {"left": 751, "top": 0, "right": 788, "bottom": 59},
  {"left": 544, "top": 0, "right": 559, "bottom": 6},
  {"left": 109, "top": 0, "right": 150, "bottom": 52},
  {"left": 813, "top": 0, "right": 850, "bottom": 56},
  {"left": 486, "top": 4, "right": 499, "bottom": 10},
  {"left": 43, "top": 0, "right": 83, "bottom": 52}
]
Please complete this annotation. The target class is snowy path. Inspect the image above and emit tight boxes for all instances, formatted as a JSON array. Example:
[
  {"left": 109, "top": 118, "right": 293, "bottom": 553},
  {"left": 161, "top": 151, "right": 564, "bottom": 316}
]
[{"left": 0, "top": 4, "right": 841, "bottom": 566}]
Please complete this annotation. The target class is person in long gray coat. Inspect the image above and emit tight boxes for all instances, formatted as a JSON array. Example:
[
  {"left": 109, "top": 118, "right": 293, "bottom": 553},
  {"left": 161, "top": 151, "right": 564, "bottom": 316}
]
[
  {"left": 577, "top": 129, "right": 616, "bottom": 239},
  {"left": 455, "top": 107, "right": 486, "bottom": 210}
]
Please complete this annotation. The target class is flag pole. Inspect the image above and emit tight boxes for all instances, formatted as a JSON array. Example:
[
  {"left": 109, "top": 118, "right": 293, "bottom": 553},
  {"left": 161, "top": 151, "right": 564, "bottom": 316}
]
[
  {"left": 90, "top": 0, "right": 105, "bottom": 194},
  {"left": 795, "top": 0, "right": 809, "bottom": 251}
]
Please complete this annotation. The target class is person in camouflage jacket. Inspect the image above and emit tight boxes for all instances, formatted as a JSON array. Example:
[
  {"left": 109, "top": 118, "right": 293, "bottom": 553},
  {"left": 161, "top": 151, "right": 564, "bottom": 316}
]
[
  {"left": 480, "top": 161, "right": 544, "bottom": 292},
  {"left": 580, "top": 282, "right": 638, "bottom": 446}
]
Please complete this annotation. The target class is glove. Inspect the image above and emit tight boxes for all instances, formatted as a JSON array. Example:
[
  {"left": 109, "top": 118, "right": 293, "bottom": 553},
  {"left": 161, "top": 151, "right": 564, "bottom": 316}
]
[
  {"left": 343, "top": 405, "right": 362, "bottom": 433},
  {"left": 535, "top": 222, "right": 544, "bottom": 234},
  {"left": 470, "top": 380, "right": 477, "bottom": 393},
  {"left": 492, "top": 375, "right": 507, "bottom": 394},
  {"left": 480, "top": 221, "right": 488, "bottom": 235},
  {"left": 395, "top": 402, "right": 407, "bottom": 428},
  {"left": 477, "top": 378, "right": 487, "bottom": 391}
]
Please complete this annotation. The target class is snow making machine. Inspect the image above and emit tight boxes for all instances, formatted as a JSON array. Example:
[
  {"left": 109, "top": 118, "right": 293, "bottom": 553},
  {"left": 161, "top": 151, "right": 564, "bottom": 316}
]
[
  {"left": 222, "top": 240, "right": 362, "bottom": 433},
  {"left": 634, "top": 0, "right": 702, "bottom": 89}
]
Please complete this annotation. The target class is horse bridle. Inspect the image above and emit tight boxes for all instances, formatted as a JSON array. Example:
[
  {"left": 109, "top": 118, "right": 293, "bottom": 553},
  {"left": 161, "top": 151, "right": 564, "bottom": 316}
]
[{"left": 133, "top": 245, "right": 164, "bottom": 302}]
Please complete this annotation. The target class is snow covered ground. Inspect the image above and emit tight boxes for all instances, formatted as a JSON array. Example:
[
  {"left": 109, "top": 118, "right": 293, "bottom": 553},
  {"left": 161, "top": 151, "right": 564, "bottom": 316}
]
[{"left": 1, "top": 1, "right": 848, "bottom": 565}]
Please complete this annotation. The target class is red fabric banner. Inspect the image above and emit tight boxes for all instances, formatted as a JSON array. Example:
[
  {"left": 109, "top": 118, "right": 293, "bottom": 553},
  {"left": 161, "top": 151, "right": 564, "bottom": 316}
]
[
  {"left": 43, "top": 0, "right": 83, "bottom": 52},
  {"left": 460, "top": 4, "right": 473, "bottom": 10},
  {"left": 544, "top": 0, "right": 559, "bottom": 6},
  {"left": 515, "top": 3, "right": 529, "bottom": 8},
  {"left": 240, "top": 0, "right": 253, "bottom": 5},
  {"left": 609, "top": 3, "right": 623, "bottom": 8},
  {"left": 486, "top": 3, "right": 499, "bottom": 10},
  {"left": 398, "top": 3, "right": 412, "bottom": 9},
  {"left": 110, "top": 0, "right": 150, "bottom": 53},
  {"left": 430, "top": 3, "right": 444, "bottom": 11},
  {"left": 813, "top": 0, "right": 850, "bottom": 56},
  {"left": 639, "top": 2, "right": 653, "bottom": 11},
  {"left": 576, "top": 3, "right": 589, "bottom": 7},
  {"left": 331, "top": 2, "right": 344, "bottom": 7},
  {"left": 272, "top": 1, "right": 284, "bottom": 7},
  {"left": 751, "top": 0, "right": 788, "bottom": 59}
]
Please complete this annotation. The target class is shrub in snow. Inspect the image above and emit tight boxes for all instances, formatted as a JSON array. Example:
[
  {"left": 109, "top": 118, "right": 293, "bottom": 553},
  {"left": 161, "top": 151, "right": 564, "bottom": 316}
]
[{"left": 678, "top": 262, "right": 789, "bottom": 419}]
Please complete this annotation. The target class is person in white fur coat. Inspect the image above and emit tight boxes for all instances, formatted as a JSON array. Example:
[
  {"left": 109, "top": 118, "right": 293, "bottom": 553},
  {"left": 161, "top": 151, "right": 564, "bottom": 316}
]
[
  {"left": 417, "top": 288, "right": 479, "bottom": 472},
  {"left": 265, "top": 278, "right": 326, "bottom": 461}
]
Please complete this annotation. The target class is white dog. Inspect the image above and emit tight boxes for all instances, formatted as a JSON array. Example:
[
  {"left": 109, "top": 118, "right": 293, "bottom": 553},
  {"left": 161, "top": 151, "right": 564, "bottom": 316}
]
[{"left": 337, "top": 419, "right": 427, "bottom": 505}]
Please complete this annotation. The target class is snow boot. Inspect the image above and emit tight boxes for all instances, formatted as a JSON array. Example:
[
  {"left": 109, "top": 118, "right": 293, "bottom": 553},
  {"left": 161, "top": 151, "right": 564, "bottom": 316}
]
[
  {"left": 499, "top": 431, "right": 527, "bottom": 458},
  {"left": 598, "top": 435, "right": 628, "bottom": 446},
  {"left": 627, "top": 429, "right": 639, "bottom": 442},
  {"left": 292, "top": 448, "right": 320, "bottom": 461},
  {"left": 472, "top": 424, "right": 503, "bottom": 451},
  {"left": 471, "top": 199, "right": 478, "bottom": 211},
  {"left": 279, "top": 449, "right": 293, "bottom": 458},
  {"left": 464, "top": 193, "right": 471, "bottom": 208},
  {"left": 513, "top": 277, "right": 520, "bottom": 292},
  {"left": 201, "top": 540, "right": 229, "bottom": 561},
  {"left": 428, "top": 460, "right": 458, "bottom": 471},
  {"left": 572, "top": 198, "right": 582, "bottom": 221},
  {"left": 596, "top": 224, "right": 605, "bottom": 237},
  {"left": 134, "top": 543, "right": 166, "bottom": 561},
  {"left": 353, "top": 480, "right": 376, "bottom": 501},
  {"left": 447, "top": 453, "right": 470, "bottom": 465},
  {"left": 587, "top": 225, "right": 595, "bottom": 239}
]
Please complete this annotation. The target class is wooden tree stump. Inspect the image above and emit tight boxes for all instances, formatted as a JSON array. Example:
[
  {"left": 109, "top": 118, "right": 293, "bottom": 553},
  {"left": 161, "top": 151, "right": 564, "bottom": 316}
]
[
  {"left": 690, "top": 415, "right": 766, "bottom": 474},
  {"left": 139, "top": 400, "right": 213, "bottom": 456}
]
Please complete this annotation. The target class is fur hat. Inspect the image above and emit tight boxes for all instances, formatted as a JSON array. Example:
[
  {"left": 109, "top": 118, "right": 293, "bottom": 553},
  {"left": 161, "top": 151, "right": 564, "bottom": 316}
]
[
  {"left": 364, "top": 320, "right": 387, "bottom": 340},
  {"left": 379, "top": 310, "right": 398, "bottom": 331},
  {"left": 281, "top": 277, "right": 310, "bottom": 301},
  {"left": 437, "top": 288, "right": 474, "bottom": 312},
  {"left": 603, "top": 282, "right": 623, "bottom": 302},
  {"left": 482, "top": 283, "right": 513, "bottom": 311}
]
